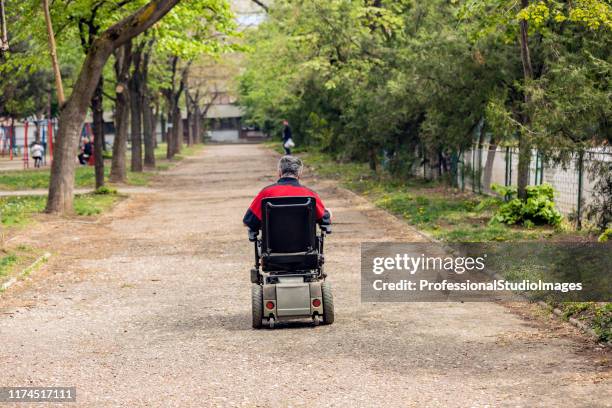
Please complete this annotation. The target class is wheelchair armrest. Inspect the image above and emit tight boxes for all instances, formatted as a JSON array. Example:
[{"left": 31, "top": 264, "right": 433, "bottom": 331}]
[
  {"left": 320, "top": 224, "right": 332, "bottom": 234},
  {"left": 248, "top": 228, "right": 259, "bottom": 242}
]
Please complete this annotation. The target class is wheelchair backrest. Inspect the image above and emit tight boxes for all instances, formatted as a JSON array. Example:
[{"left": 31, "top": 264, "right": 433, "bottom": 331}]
[{"left": 261, "top": 196, "right": 316, "bottom": 254}]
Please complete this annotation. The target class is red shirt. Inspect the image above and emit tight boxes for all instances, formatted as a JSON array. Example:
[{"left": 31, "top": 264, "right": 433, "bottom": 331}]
[{"left": 243, "top": 177, "right": 330, "bottom": 230}]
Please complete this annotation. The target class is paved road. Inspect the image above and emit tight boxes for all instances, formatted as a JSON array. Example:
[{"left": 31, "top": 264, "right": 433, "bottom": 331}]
[{"left": 0, "top": 144, "right": 609, "bottom": 407}]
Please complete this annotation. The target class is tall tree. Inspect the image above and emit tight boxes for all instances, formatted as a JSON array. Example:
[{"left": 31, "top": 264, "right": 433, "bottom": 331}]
[
  {"left": 142, "top": 41, "right": 156, "bottom": 167},
  {"left": 129, "top": 41, "right": 145, "bottom": 172},
  {"left": 516, "top": 0, "right": 534, "bottom": 199},
  {"left": 46, "top": 0, "right": 180, "bottom": 214},
  {"left": 109, "top": 41, "right": 131, "bottom": 182},
  {"left": 150, "top": 0, "right": 238, "bottom": 157}
]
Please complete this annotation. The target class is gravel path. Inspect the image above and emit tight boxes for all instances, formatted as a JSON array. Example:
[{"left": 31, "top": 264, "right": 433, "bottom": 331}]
[{"left": 0, "top": 144, "right": 609, "bottom": 407}]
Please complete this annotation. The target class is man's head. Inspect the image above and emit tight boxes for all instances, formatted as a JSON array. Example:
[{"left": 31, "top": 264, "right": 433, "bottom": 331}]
[
  {"left": 277, "top": 155, "right": 303, "bottom": 179},
  {"left": 282, "top": 120, "right": 289, "bottom": 126}
]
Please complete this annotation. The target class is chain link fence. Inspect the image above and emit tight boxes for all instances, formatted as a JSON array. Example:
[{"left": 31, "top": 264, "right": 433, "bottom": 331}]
[{"left": 453, "top": 146, "right": 611, "bottom": 227}]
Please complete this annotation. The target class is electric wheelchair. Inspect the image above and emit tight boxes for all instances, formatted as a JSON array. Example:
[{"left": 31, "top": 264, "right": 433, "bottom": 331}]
[{"left": 248, "top": 196, "right": 334, "bottom": 329}]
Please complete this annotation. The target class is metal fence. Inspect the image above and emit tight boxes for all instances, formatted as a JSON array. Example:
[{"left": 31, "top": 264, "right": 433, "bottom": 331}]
[
  {"left": 457, "top": 147, "right": 612, "bottom": 222},
  {"left": 413, "top": 145, "right": 611, "bottom": 227}
]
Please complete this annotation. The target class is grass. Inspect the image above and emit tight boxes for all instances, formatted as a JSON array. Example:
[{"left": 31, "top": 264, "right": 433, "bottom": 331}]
[
  {"left": 556, "top": 302, "right": 612, "bottom": 342},
  {"left": 0, "top": 165, "right": 154, "bottom": 191},
  {"left": 154, "top": 142, "right": 204, "bottom": 162},
  {"left": 0, "top": 193, "right": 122, "bottom": 227},
  {"left": 0, "top": 252, "right": 18, "bottom": 278},
  {"left": 0, "top": 245, "right": 44, "bottom": 288},
  {"left": 0, "top": 142, "right": 204, "bottom": 191}
]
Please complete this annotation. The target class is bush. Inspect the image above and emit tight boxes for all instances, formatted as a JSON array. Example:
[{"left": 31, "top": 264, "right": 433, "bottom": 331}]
[
  {"left": 94, "top": 186, "right": 117, "bottom": 195},
  {"left": 598, "top": 228, "right": 612, "bottom": 242},
  {"left": 491, "top": 183, "right": 562, "bottom": 226}
]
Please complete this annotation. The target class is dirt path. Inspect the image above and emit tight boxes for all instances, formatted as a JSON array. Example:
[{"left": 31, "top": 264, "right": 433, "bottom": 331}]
[{"left": 0, "top": 144, "right": 609, "bottom": 407}]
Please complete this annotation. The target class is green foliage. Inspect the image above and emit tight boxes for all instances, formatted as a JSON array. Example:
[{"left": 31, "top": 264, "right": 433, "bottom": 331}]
[
  {"left": 376, "top": 192, "right": 475, "bottom": 225},
  {"left": 0, "top": 193, "right": 120, "bottom": 226},
  {"left": 73, "top": 193, "right": 118, "bottom": 215},
  {"left": 557, "top": 302, "right": 611, "bottom": 342},
  {"left": 94, "top": 186, "right": 117, "bottom": 195},
  {"left": 598, "top": 228, "right": 612, "bottom": 242},
  {"left": 0, "top": 196, "right": 46, "bottom": 226},
  {"left": 591, "top": 303, "right": 612, "bottom": 342},
  {"left": 1, "top": 0, "right": 239, "bottom": 122},
  {"left": 240, "top": 0, "right": 611, "bottom": 179},
  {"left": 0, "top": 253, "right": 18, "bottom": 277},
  {"left": 491, "top": 183, "right": 563, "bottom": 226},
  {"left": 291, "top": 146, "right": 564, "bottom": 242},
  {"left": 0, "top": 166, "right": 149, "bottom": 190}
]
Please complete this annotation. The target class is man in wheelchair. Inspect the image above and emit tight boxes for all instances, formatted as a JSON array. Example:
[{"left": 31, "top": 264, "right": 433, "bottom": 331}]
[{"left": 243, "top": 156, "right": 334, "bottom": 329}]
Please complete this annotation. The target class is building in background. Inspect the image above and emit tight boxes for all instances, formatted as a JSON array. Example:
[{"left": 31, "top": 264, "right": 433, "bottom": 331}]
[{"left": 196, "top": 0, "right": 267, "bottom": 143}]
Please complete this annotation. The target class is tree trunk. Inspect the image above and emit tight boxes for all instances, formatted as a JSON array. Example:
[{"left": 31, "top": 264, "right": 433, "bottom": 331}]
[
  {"left": 184, "top": 83, "right": 194, "bottom": 146},
  {"left": 163, "top": 56, "right": 180, "bottom": 159},
  {"left": 482, "top": 141, "right": 497, "bottom": 193},
  {"left": 368, "top": 147, "right": 377, "bottom": 172},
  {"left": 165, "top": 100, "right": 175, "bottom": 159},
  {"left": 92, "top": 76, "right": 105, "bottom": 188},
  {"left": 160, "top": 112, "right": 167, "bottom": 143},
  {"left": 129, "top": 49, "right": 143, "bottom": 172},
  {"left": 517, "top": 0, "right": 533, "bottom": 200},
  {"left": 143, "top": 92, "right": 155, "bottom": 168},
  {"left": 173, "top": 103, "right": 182, "bottom": 154},
  {"left": 153, "top": 98, "right": 160, "bottom": 148},
  {"left": 186, "top": 109, "right": 193, "bottom": 146},
  {"left": 46, "top": 0, "right": 181, "bottom": 214},
  {"left": 194, "top": 104, "right": 201, "bottom": 144},
  {"left": 110, "top": 43, "right": 131, "bottom": 183},
  {"left": 141, "top": 43, "right": 155, "bottom": 168},
  {"left": 174, "top": 64, "right": 189, "bottom": 153},
  {"left": 111, "top": 91, "right": 129, "bottom": 182}
]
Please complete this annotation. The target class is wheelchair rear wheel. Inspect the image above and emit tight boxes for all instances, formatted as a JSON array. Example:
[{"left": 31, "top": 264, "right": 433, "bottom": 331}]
[
  {"left": 321, "top": 281, "right": 335, "bottom": 325},
  {"left": 251, "top": 284, "right": 263, "bottom": 329}
]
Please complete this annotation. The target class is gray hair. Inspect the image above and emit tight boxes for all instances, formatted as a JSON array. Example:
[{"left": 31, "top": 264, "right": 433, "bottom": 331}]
[{"left": 278, "top": 155, "right": 303, "bottom": 177}]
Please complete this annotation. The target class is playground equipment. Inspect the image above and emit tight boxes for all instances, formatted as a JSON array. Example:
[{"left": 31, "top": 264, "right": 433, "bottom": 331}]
[{"left": 0, "top": 119, "right": 55, "bottom": 166}]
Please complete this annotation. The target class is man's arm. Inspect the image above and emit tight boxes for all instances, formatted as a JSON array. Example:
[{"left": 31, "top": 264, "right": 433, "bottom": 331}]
[
  {"left": 313, "top": 192, "right": 331, "bottom": 225},
  {"left": 243, "top": 208, "right": 261, "bottom": 231},
  {"left": 243, "top": 189, "right": 265, "bottom": 230},
  {"left": 320, "top": 208, "right": 332, "bottom": 226}
]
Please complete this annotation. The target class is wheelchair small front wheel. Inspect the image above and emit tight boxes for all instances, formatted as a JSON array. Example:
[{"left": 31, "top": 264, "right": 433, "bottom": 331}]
[
  {"left": 251, "top": 284, "right": 264, "bottom": 329},
  {"left": 321, "top": 281, "right": 335, "bottom": 325}
]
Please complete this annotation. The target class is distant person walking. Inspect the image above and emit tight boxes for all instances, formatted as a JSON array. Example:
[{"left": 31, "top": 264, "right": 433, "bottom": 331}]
[
  {"left": 78, "top": 137, "right": 92, "bottom": 165},
  {"left": 30, "top": 141, "right": 44, "bottom": 168},
  {"left": 282, "top": 120, "right": 294, "bottom": 155}
]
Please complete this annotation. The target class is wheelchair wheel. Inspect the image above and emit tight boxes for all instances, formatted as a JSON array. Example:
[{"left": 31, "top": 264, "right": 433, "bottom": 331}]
[
  {"left": 251, "top": 284, "right": 263, "bottom": 329},
  {"left": 321, "top": 281, "right": 335, "bottom": 325}
]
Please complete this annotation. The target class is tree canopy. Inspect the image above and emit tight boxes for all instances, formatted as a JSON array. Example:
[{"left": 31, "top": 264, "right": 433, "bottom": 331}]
[{"left": 239, "top": 0, "right": 611, "bottom": 174}]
